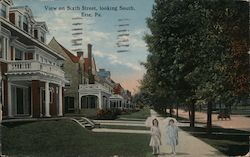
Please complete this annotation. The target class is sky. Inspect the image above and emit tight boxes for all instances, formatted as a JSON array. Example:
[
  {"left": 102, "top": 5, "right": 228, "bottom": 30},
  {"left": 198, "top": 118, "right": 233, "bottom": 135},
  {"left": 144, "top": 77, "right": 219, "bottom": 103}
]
[{"left": 13, "top": 0, "right": 155, "bottom": 94}]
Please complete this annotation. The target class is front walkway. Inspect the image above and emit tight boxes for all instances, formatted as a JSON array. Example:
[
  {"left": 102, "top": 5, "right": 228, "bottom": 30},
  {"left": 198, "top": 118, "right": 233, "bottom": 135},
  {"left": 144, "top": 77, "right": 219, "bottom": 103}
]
[{"left": 150, "top": 110, "right": 226, "bottom": 157}]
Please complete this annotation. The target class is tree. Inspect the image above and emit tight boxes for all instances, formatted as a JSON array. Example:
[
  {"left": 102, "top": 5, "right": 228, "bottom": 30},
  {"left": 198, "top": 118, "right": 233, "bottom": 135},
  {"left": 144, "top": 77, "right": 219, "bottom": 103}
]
[{"left": 141, "top": 0, "right": 249, "bottom": 132}]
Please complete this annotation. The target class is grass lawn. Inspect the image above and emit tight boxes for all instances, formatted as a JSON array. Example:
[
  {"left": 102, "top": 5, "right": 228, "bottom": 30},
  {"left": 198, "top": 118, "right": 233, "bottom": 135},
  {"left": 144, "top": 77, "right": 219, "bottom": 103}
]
[
  {"left": 180, "top": 126, "right": 250, "bottom": 156},
  {"left": 118, "top": 107, "right": 150, "bottom": 120},
  {"left": 2, "top": 120, "right": 152, "bottom": 157},
  {"left": 101, "top": 125, "right": 149, "bottom": 130}
]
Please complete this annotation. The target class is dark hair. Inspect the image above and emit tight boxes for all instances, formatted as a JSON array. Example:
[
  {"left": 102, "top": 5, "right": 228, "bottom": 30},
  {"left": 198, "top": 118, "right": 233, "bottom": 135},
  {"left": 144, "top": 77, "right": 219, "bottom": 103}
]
[
  {"left": 169, "top": 119, "right": 175, "bottom": 124},
  {"left": 152, "top": 119, "right": 159, "bottom": 126}
]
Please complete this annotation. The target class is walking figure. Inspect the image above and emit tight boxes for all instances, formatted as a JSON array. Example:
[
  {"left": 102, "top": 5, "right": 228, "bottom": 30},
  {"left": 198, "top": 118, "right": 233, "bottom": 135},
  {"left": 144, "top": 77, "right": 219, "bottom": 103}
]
[
  {"left": 149, "top": 119, "right": 161, "bottom": 155},
  {"left": 165, "top": 119, "right": 178, "bottom": 155}
]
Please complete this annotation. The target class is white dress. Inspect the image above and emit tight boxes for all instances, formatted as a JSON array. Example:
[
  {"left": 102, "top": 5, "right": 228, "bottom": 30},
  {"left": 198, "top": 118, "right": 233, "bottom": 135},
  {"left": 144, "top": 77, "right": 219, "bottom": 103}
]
[
  {"left": 149, "top": 126, "right": 161, "bottom": 146},
  {"left": 165, "top": 124, "right": 178, "bottom": 146}
]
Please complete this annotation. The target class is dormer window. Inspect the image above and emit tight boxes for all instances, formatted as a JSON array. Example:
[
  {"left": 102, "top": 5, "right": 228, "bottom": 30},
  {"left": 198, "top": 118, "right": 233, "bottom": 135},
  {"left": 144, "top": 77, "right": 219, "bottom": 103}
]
[
  {"left": 1, "top": 3, "right": 7, "bottom": 18},
  {"left": 40, "top": 32, "right": 45, "bottom": 43},
  {"left": 23, "top": 16, "right": 28, "bottom": 32}
]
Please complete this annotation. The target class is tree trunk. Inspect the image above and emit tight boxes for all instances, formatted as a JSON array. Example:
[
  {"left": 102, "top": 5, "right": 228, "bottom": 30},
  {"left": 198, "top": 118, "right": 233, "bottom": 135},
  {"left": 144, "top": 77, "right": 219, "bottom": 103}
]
[
  {"left": 169, "top": 105, "right": 172, "bottom": 117},
  {"left": 188, "top": 104, "right": 191, "bottom": 122},
  {"left": 176, "top": 103, "right": 179, "bottom": 119},
  {"left": 207, "top": 101, "right": 212, "bottom": 134},
  {"left": 190, "top": 102, "right": 195, "bottom": 128}
]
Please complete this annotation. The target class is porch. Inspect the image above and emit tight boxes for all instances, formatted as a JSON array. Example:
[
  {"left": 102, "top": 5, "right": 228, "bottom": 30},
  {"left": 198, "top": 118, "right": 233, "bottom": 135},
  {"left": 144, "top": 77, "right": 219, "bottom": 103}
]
[
  {"left": 4, "top": 60, "right": 65, "bottom": 118},
  {"left": 78, "top": 84, "right": 111, "bottom": 111}
]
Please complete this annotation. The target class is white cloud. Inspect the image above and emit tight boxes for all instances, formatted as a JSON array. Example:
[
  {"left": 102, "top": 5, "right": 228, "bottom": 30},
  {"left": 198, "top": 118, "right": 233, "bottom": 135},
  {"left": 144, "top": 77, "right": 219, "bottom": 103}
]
[{"left": 93, "top": 50, "right": 142, "bottom": 71}]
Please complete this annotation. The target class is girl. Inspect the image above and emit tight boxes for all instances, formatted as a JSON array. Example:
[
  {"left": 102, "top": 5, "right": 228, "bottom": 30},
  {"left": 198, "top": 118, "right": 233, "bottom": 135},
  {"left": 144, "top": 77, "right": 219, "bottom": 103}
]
[
  {"left": 149, "top": 118, "right": 161, "bottom": 155},
  {"left": 166, "top": 119, "right": 178, "bottom": 155}
]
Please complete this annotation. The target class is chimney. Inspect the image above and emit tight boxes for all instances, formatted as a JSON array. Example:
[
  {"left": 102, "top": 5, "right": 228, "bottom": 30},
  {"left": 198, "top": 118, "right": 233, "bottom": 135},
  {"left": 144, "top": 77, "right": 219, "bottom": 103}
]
[
  {"left": 77, "top": 51, "right": 83, "bottom": 58},
  {"left": 88, "top": 44, "right": 94, "bottom": 84}
]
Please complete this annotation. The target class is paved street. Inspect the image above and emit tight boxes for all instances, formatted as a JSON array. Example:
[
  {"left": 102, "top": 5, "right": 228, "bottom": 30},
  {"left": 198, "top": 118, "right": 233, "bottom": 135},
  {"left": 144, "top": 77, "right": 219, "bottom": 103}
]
[{"left": 176, "top": 109, "right": 250, "bottom": 131}]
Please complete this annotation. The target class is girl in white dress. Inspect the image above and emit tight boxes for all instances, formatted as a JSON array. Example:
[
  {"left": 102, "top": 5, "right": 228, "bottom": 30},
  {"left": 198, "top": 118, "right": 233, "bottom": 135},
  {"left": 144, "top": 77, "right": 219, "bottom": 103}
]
[
  {"left": 165, "top": 119, "right": 178, "bottom": 155},
  {"left": 149, "top": 119, "right": 161, "bottom": 155}
]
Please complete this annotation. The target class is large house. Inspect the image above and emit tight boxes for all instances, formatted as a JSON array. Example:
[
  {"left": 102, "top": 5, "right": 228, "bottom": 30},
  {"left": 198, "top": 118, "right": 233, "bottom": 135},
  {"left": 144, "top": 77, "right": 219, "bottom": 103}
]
[
  {"left": 49, "top": 38, "right": 113, "bottom": 116},
  {"left": 0, "top": 0, "right": 66, "bottom": 118}
]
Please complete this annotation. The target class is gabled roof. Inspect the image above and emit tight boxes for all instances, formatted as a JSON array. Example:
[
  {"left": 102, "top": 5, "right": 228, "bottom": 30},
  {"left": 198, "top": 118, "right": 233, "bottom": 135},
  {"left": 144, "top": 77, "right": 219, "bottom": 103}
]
[
  {"left": 49, "top": 37, "right": 80, "bottom": 63},
  {"left": 36, "top": 22, "right": 49, "bottom": 32}
]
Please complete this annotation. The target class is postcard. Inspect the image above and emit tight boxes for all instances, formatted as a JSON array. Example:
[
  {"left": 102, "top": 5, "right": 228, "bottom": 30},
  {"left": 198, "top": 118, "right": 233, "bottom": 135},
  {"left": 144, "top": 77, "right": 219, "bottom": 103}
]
[{"left": 0, "top": 0, "right": 249, "bottom": 157}]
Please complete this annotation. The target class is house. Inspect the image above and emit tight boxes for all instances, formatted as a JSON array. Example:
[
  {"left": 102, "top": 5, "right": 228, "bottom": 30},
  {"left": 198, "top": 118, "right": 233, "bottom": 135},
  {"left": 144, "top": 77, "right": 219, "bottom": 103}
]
[
  {"left": 49, "top": 38, "right": 112, "bottom": 116},
  {"left": 0, "top": 0, "right": 66, "bottom": 118},
  {"left": 48, "top": 37, "right": 84, "bottom": 113},
  {"left": 78, "top": 45, "right": 112, "bottom": 116}
]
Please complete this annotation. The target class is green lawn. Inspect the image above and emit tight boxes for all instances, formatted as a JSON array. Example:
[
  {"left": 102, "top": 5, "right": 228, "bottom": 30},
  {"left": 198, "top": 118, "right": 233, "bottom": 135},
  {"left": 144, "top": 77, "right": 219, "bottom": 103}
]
[
  {"left": 101, "top": 125, "right": 149, "bottom": 130},
  {"left": 118, "top": 107, "right": 151, "bottom": 120},
  {"left": 2, "top": 120, "right": 152, "bottom": 157},
  {"left": 180, "top": 126, "right": 250, "bottom": 156}
]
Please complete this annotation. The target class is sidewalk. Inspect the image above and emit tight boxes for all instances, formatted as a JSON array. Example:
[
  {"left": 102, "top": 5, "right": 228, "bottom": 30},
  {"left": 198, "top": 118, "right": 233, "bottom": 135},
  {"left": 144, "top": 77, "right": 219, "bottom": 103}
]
[{"left": 150, "top": 110, "right": 226, "bottom": 157}]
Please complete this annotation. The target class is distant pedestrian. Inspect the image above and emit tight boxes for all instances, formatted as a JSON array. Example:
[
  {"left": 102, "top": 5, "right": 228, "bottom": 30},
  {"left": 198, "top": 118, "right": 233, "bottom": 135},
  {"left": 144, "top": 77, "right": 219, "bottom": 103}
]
[
  {"left": 165, "top": 119, "right": 178, "bottom": 155},
  {"left": 149, "top": 118, "right": 161, "bottom": 155}
]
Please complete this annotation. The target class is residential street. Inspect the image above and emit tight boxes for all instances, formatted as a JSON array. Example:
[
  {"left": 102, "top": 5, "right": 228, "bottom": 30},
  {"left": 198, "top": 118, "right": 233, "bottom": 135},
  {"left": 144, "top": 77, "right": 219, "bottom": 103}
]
[{"left": 176, "top": 109, "right": 250, "bottom": 132}]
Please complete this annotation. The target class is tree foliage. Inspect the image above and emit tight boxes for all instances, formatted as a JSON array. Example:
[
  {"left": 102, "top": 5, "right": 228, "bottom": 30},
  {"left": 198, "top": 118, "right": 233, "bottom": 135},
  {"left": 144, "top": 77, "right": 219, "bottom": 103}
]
[{"left": 141, "top": 0, "right": 249, "bottom": 129}]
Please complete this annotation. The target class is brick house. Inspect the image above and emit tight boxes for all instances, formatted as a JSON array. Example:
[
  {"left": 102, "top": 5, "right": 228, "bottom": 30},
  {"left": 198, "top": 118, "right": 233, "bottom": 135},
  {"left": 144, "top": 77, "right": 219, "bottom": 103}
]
[{"left": 0, "top": 0, "right": 66, "bottom": 118}]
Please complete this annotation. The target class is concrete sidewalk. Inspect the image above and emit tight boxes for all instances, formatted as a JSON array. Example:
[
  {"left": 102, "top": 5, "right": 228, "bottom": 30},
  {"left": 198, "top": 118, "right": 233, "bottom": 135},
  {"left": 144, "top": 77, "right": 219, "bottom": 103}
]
[{"left": 150, "top": 110, "right": 226, "bottom": 157}]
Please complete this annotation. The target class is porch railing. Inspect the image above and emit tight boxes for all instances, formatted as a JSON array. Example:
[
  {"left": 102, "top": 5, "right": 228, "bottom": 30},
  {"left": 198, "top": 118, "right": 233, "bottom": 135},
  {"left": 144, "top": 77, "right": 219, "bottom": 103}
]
[
  {"left": 79, "top": 84, "right": 110, "bottom": 93},
  {"left": 7, "top": 60, "right": 64, "bottom": 78}
]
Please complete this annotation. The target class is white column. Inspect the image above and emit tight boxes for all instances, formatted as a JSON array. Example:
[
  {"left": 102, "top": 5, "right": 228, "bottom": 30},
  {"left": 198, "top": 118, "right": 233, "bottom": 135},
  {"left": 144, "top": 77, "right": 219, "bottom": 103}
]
[
  {"left": 98, "top": 93, "right": 102, "bottom": 109},
  {"left": 107, "top": 98, "right": 110, "bottom": 109},
  {"left": 13, "top": 48, "right": 16, "bottom": 61},
  {"left": 79, "top": 95, "right": 82, "bottom": 110},
  {"left": 7, "top": 81, "right": 13, "bottom": 117},
  {"left": 45, "top": 81, "right": 50, "bottom": 117},
  {"left": 58, "top": 85, "right": 63, "bottom": 116}
]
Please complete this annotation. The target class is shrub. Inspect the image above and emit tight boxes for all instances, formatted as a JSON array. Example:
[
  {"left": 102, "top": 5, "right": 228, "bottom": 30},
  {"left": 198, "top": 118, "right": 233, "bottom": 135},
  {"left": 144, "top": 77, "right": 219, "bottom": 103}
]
[{"left": 96, "top": 109, "right": 117, "bottom": 120}]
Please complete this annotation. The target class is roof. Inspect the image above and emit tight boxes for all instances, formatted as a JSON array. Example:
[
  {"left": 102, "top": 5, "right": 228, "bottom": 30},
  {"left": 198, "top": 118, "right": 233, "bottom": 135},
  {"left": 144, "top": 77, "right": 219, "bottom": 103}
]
[
  {"left": 49, "top": 37, "right": 80, "bottom": 63},
  {"left": 0, "top": 21, "right": 65, "bottom": 60}
]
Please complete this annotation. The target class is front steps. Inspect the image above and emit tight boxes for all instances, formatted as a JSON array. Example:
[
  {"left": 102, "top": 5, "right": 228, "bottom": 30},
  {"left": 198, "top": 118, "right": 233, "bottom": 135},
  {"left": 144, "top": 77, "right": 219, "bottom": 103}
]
[{"left": 71, "top": 117, "right": 100, "bottom": 130}]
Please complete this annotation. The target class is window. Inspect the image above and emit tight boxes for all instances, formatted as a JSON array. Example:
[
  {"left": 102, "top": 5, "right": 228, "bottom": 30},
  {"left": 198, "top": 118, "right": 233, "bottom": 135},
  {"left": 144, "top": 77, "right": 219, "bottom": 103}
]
[
  {"left": 0, "top": 38, "right": 3, "bottom": 58},
  {"left": 25, "top": 52, "right": 33, "bottom": 60},
  {"left": 15, "top": 49, "right": 23, "bottom": 60},
  {"left": 0, "top": 37, "right": 7, "bottom": 60},
  {"left": 40, "top": 32, "right": 45, "bottom": 43},
  {"left": 34, "top": 30, "right": 38, "bottom": 39},
  {"left": 23, "top": 16, "right": 28, "bottom": 32},
  {"left": 0, "top": 4, "right": 7, "bottom": 18},
  {"left": 18, "top": 15, "right": 22, "bottom": 27}
]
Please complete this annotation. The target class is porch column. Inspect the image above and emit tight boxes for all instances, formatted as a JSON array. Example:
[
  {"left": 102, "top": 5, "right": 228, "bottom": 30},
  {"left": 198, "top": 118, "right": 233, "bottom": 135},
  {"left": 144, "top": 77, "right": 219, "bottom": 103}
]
[
  {"left": 32, "top": 80, "right": 40, "bottom": 118},
  {"left": 98, "top": 93, "right": 102, "bottom": 109},
  {"left": 7, "top": 81, "right": 13, "bottom": 117},
  {"left": 107, "top": 98, "right": 110, "bottom": 109},
  {"left": 45, "top": 81, "right": 50, "bottom": 117},
  {"left": 79, "top": 95, "right": 81, "bottom": 110},
  {"left": 58, "top": 85, "right": 63, "bottom": 116}
]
